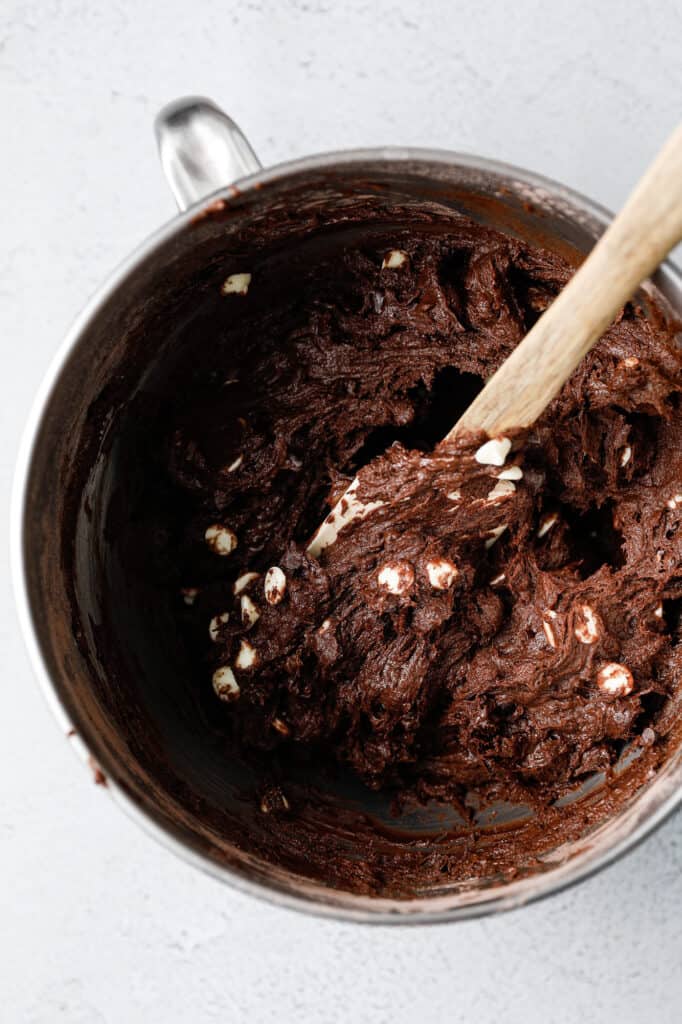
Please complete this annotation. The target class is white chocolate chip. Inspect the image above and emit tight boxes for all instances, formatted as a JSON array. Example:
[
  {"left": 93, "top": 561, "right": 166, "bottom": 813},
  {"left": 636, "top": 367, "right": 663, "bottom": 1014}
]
[
  {"left": 486, "top": 479, "right": 516, "bottom": 501},
  {"left": 537, "top": 514, "right": 558, "bottom": 539},
  {"left": 620, "top": 446, "right": 632, "bottom": 467},
  {"left": 319, "top": 618, "right": 332, "bottom": 634},
  {"left": 666, "top": 494, "right": 682, "bottom": 510},
  {"left": 205, "top": 523, "right": 238, "bottom": 556},
  {"left": 485, "top": 524, "right": 508, "bottom": 549},
  {"left": 209, "top": 611, "right": 230, "bottom": 642},
  {"left": 654, "top": 603, "right": 664, "bottom": 619},
  {"left": 381, "top": 249, "right": 408, "bottom": 269},
  {"left": 447, "top": 490, "right": 462, "bottom": 502},
  {"left": 236, "top": 639, "right": 257, "bottom": 669},
  {"left": 574, "top": 604, "right": 600, "bottom": 645},
  {"left": 212, "top": 665, "right": 240, "bottom": 702},
  {"left": 498, "top": 465, "right": 523, "bottom": 481},
  {"left": 181, "top": 587, "right": 199, "bottom": 606},
  {"left": 490, "top": 572, "right": 506, "bottom": 586},
  {"left": 543, "top": 609, "right": 558, "bottom": 647},
  {"left": 425, "top": 558, "right": 459, "bottom": 590},
  {"left": 542, "top": 619, "right": 556, "bottom": 649},
  {"left": 272, "top": 717, "right": 290, "bottom": 736},
  {"left": 377, "top": 561, "right": 415, "bottom": 596},
  {"left": 264, "top": 566, "right": 287, "bottom": 605},
  {"left": 221, "top": 272, "right": 251, "bottom": 296},
  {"left": 475, "top": 436, "right": 512, "bottom": 467},
  {"left": 240, "top": 595, "right": 260, "bottom": 628},
  {"left": 226, "top": 454, "right": 243, "bottom": 472},
  {"left": 623, "top": 356, "right": 639, "bottom": 368},
  {"left": 597, "top": 662, "right": 634, "bottom": 697},
  {"left": 234, "top": 572, "right": 260, "bottom": 595}
]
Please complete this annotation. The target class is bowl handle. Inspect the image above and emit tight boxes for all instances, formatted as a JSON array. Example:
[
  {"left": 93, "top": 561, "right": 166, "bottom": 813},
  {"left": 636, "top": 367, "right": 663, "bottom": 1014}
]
[{"left": 154, "top": 96, "right": 262, "bottom": 211}]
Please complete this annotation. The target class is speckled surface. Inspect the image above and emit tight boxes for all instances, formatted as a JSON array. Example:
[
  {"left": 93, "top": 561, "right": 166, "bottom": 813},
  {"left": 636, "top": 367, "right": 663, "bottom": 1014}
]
[{"left": 2, "top": 1, "right": 682, "bottom": 1020}]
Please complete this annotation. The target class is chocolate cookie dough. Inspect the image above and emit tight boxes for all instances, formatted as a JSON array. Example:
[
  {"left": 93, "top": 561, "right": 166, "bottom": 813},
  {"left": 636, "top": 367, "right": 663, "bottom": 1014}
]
[{"left": 166, "top": 206, "right": 682, "bottom": 860}]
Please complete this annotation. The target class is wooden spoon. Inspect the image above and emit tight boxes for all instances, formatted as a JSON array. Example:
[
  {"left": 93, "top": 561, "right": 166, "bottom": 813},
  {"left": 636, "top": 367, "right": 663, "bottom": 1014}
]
[{"left": 308, "top": 123, "right": 682, "bottom": 558}]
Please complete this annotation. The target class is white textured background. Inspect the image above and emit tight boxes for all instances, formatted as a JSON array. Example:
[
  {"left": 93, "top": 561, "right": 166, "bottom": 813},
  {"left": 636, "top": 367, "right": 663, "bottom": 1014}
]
[{"left": 2, "top": 1, "right": 682, "bottom": 1020}]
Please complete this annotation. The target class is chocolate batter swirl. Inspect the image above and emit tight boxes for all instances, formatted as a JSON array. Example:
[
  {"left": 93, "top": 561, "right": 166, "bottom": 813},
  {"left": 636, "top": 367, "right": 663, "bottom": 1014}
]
[{"left": 167, "top": 211, "right": 682, "bottom": 831}]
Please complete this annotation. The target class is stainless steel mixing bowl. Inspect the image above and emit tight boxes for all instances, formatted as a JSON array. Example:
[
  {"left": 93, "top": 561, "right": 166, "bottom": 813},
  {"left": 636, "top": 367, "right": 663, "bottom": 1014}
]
[{"left": 12, "top": 98, "right": 682, "bottom": 922}]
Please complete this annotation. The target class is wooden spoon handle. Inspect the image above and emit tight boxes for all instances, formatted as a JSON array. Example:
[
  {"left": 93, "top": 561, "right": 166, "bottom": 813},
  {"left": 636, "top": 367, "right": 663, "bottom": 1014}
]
[{"left": 452, "top": 122, "right": 682, "bottom": 439}]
